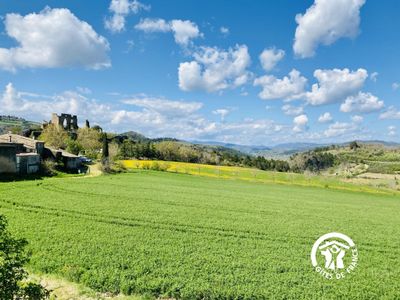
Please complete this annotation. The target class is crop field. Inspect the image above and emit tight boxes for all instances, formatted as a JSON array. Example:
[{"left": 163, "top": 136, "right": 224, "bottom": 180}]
[
  {"left": 1, "top": 171, "right": 400, "bottom": 299},
  {"left": 122, "top": 159, "right": 400, "bottom": 194}
]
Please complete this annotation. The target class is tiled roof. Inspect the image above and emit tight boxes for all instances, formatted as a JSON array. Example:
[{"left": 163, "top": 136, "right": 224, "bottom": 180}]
[{"left": 0, "top": 134, "right": 44, "bottom": 149}]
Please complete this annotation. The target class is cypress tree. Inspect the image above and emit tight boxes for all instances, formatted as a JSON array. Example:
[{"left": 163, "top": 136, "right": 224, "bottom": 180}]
[{"left": 102, "top": 133, "right": 109, "bottom": 159}]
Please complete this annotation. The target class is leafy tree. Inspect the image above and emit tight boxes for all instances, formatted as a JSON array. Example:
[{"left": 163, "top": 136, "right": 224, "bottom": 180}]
[
  {"left": 77, "top": 128, "right": 102, "bottom": 159},
  {"left": 242, "top": 156, "right": 253, "bottom": 167},
  {"left": 0, "top": 215, "right": 49, "bottom": 299},
  {"left": 39, "top": 124, "right": 69, "bottom": 149},
  {"left": 290, "top": 151, "right": 336, "bottom": 172},
  {"left": 350, "top": 141, "right": 360, "bottom": 150},
  {"left": 155, "top": 141, "right": 180, "bottom": 161},
  {"left": 178, "top": 146, "right": 200, "bottom": 163},
  {"left": 66, "top": 139, "right": 83, "bottom": 155}
]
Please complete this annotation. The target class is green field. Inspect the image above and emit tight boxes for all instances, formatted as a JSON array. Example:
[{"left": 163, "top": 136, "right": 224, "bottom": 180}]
[{"left": 1, "top": 171, "right": 399, "bottom": 299}]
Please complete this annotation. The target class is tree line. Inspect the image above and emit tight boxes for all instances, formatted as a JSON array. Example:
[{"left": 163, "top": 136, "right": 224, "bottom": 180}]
[
  {"left": 38, "top": 125, "right": 338, "bottom": 174},
  {"left": 117, "top": 140, "right": 295, "bottom": 172}
]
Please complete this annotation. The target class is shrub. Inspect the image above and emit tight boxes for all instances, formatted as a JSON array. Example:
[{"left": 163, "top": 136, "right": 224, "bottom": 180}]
[
  {"left": 0, "top": 214, "right": 49, "bottom": 299},
  {"left": 40, "top": 159, "right": 57, "bottom": 176},
  {"left": 149, "top": 162, "right": 169, "bottom": 171}
]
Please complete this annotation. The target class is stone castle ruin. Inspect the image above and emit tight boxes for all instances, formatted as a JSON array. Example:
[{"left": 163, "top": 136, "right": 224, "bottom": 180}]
[{"left": 51, "top": 113, "right": 79, "bottom": 131}]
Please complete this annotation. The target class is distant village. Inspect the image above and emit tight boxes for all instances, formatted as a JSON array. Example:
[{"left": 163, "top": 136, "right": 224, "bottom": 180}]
[{"left": 0, "top": 113, "right": 86, "bottom": 175}]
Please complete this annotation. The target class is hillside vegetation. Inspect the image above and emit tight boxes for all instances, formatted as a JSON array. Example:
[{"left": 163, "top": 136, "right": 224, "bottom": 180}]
[
  {"left": 329, "top": 143, "right": 400, "bottom": 174},
  {"left": 1, "top": 171, "right": 399, "bottom": 299}
]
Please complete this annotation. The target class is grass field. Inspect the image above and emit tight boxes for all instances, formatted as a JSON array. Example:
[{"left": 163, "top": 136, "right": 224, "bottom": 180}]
[{"left": 1, "top": 170, "right": 400, "bottom": 299}]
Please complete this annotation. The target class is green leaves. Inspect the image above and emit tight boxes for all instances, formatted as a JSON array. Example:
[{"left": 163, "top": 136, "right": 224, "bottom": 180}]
[{"left": 0, "top": 214, "right": 48, "bottom": 299}]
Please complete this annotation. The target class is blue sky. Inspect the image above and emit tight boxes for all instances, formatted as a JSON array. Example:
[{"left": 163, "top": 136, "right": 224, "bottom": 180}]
[{"left": 0, "top": 0, "right": 399, "bottom": 145}]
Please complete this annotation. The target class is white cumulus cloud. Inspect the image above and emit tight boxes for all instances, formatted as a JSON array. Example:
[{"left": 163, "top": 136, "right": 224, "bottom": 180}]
[
  {"left": 379, "top": 106, "right": 400, "bottom": 120},
  {"left": 212, "top": 108, "right": 231, "bottom": 121},
  {"left": 281, "top": 104, "right": 304, "bottom": 116},
  {"left": 318, "top": 112, "right": 333, "bottom": 123},
  {"left": 293, "top": 0, "right": 366, "bottom": 58},
  {"left": 324, "top": 121, "right": 358, "bottom": 138},
  {"left": 1, "top": 83, "right": 289, "bottom": 144},
  {"left": 135, "top": 18, "right": 201, "bottom": 46},
  {"left": 340, "top": 92, "right": 384, "bottom": 113},
  {"left": 105, "top": 0, "right": 150, "bottom": 33},
  {"left": 170, "top": 20, "right": 201, "bottom": 46},
  {"left": 134, "top": 18, "right": 170, "bottom": 32},
  {"left": 306, "top": 68, "right": 368, "bottom": 105},
  {"left": 178, "top": 45, "right": 251, "bottom": 92},
  {"left": 370, "top": 72, "right": 378, "bottom": 82},
  {"left": 220, "top": 26, "right": 230, "bottom": 35},
  {"left": 122, "top": 96, "right": 203, "bottom": 117},
  {"left": 388, "top": 126, "right": 397, "bottom": 137},
  {"left": 293, "top": 114, "right": 308, "bottom": 132},
  {"left": 0, "top": 7, "right": 110, "bottom": 71},
  {"left": 351, "top": 115, "right": 364, "bottom": 123},
  {"left": 0, "top": 83, "right": 112, "bottom": 123},
  {"left": 259, "top": 48, "right": 285, "bottom": 71},
  {"left": 254, "top": 69, "right": 307, "bottom": 100}
]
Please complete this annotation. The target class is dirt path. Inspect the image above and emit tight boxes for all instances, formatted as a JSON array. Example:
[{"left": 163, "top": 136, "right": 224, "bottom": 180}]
[
  {"left": 30, "top": 273, "right": 142, "bottom": 300},
  {"left": 86, "top": 163, "right": 103, "bottom": 177}
]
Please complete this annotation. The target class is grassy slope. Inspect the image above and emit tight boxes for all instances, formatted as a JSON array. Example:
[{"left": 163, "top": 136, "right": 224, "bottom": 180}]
[
  {"left": 1, "top": 171, "right": 399, "bottom": 299},
  {"left": 0, "top": 119, "right": 40, "bottom": 128}
]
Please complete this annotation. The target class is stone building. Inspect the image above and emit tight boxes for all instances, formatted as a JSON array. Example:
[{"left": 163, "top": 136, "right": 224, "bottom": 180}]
[
  {"left": 50, "top": 113, "right": 78, "bottom": 131},
  {"left": 0, "top": 134, "right": 44, "bottom": 175},
  {"left": 0, "top": 142, "right": 40, "bottom": 175}
]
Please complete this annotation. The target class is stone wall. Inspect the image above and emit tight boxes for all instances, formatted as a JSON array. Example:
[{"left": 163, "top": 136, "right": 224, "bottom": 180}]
[
  {"left": 0, "top": 144, "right": 17, "bottom": 174},
  {"left": 51, "top": 113, "right": 79, "bottom": 131}
]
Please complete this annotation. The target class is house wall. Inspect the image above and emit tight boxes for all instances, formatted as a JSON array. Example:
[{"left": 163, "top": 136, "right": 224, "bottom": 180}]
[
  {"left": 16, "top": 154, "right": 41, "bottom": 175},
  {"left": 0, "top": 145, "right": 17, "bottom": 174}
]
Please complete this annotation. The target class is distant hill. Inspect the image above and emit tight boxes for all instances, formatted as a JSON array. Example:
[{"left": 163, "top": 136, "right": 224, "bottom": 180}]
[
  {"left": 113, "top": 131, "right": 149, "bottom": 143},
  {"left": 352, "top": 140, "right": 400, "bottom": 147},
  {"left": 192, "top": 140, "right": 400, "bottom": 159},
  {"left": 191, "top": 141, "right": 325, "bottom": 158},
  {"left": 0, "top": 115, "right": 41, "bottom": 135},
  {"left": 113, "top": 131, "right": 180, "bottom": 143},
  {"left": 114, "top": 133, "right": 247, "bottom": 158},
  {"left": 191, "top": 140, "right": 271, "bottom": 154},
  {"left": 266, "top": 142, "right": 327, "bottom": 157},
  {"left": 113, "top": 133, "right": 400, "bottom": 159}
]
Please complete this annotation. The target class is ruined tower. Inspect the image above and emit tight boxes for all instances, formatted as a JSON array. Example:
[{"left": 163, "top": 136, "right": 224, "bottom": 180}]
[{"left": 50, "top": 113, "right": 79, "bottom": 131}]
